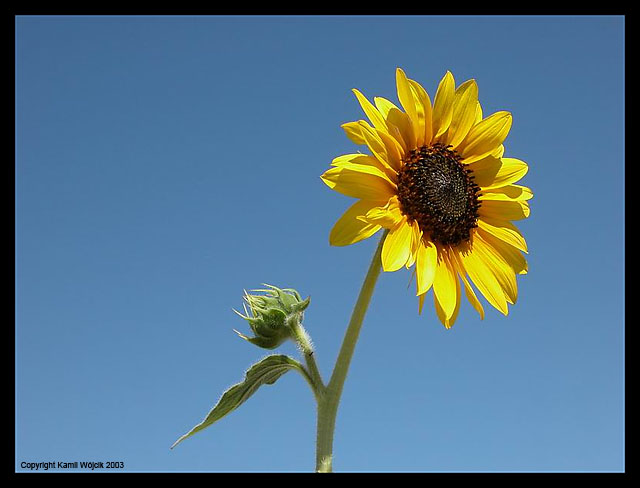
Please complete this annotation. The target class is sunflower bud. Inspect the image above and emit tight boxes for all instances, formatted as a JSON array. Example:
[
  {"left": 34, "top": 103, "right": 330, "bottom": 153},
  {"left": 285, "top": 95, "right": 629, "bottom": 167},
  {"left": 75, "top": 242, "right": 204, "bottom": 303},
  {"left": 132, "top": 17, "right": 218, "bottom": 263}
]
[{"left": 233, "top": 285, "right": 311, "bottom": 350}]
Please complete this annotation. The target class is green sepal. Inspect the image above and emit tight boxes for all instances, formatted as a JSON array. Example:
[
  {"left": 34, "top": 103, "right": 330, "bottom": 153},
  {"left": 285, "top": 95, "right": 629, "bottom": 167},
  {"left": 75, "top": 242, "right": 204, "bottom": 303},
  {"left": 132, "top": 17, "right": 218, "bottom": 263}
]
[
  {"left": 171, "top": 354, "right": 306, "bottom": 449},
  {"left": 234, "top": 329, "right": 283, "bottom": 349}
]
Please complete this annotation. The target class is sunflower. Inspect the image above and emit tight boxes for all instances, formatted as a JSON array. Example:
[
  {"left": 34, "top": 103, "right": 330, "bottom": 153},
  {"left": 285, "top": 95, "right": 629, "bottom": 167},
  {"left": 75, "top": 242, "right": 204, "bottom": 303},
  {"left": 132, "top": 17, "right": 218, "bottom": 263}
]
[{"left": 321, "top": 69, "right": 532, "bottom": 328}]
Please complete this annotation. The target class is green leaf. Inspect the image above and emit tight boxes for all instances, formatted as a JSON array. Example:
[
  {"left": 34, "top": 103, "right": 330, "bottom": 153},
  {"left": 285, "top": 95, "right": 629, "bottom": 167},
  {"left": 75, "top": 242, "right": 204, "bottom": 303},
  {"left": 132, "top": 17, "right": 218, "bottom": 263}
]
[{"left": 171, "top": 354, "right": 305, "bottom": 449}]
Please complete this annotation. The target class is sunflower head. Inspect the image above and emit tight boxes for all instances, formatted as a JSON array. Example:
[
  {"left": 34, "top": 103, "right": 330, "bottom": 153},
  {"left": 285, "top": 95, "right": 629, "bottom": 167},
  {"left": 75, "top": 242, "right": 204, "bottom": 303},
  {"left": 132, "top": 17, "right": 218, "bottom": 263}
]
[{"left": 321, "top": 69, "right": 532, "bottom": 328}]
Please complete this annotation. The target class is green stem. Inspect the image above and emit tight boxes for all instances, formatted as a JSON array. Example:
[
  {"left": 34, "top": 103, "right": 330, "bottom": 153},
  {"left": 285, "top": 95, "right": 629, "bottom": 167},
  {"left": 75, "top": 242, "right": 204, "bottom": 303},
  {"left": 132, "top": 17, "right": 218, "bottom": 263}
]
[
  {"left": 304, "top": 352, "right": 325, "bottom": 398},
  {"left": 315, "top": 230, "right": 388, "bottom": 472},
  {"left": 289, "top": 317, "right": 326, "bottom": 401}
]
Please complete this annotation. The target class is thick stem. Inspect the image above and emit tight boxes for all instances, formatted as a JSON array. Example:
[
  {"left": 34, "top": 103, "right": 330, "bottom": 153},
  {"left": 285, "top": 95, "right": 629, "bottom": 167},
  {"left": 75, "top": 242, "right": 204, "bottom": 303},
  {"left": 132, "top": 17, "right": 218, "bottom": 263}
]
[{"left": 315, "top": 231, "right": 388, "bottom": 472}]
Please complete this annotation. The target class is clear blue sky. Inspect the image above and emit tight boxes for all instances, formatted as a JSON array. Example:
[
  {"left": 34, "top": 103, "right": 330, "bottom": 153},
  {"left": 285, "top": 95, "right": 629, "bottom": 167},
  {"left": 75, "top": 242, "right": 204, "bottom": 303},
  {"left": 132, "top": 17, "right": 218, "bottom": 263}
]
[{"left": 15, "top": 16, "right": 624, "bottom": 472}]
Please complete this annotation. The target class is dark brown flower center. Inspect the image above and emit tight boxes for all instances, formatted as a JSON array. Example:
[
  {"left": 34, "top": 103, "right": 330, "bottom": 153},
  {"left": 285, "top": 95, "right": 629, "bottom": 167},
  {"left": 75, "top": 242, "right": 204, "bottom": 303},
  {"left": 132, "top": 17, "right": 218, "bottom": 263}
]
[{"left": 396, "top": 143, "right": 480, "bottom": 246}]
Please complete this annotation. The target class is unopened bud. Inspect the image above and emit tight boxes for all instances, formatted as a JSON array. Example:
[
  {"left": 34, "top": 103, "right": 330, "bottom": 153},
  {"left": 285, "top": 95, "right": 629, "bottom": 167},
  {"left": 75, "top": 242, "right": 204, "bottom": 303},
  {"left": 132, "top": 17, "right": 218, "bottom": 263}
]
[{"left": 233, "top": 285, "right": 310, "bottom": 350}]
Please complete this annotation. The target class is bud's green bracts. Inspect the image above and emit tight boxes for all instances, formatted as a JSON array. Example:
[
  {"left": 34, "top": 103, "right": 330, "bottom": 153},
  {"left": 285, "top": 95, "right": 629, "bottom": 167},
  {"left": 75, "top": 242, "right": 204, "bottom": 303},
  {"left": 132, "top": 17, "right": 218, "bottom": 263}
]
[{"left": 234, "top": 285, "right": 311, "bottom": 350}]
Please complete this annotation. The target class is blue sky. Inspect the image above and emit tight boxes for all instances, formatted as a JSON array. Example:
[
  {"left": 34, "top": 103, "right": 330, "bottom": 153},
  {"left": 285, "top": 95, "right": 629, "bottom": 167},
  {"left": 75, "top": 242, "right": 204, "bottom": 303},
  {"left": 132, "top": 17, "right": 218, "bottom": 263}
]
[{"left": 15, "top": 16, "right": 624, "bottom": 472}]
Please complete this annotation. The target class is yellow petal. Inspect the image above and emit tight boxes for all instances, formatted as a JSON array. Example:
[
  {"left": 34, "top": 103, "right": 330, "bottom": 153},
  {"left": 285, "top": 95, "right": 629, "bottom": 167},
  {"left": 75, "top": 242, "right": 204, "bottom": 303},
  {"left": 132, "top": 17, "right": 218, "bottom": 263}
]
[
  {"left": 449, "top": 250, "right": 485, "bottom": 319},
  {"left": 477, "top": 217, "right": 528, "bottom": 253},
  {"left": 415, "top": 239, "right": 438, "bottom": 295},
  {"left": 395, "top": 68, "right": 418, "bottom": 148},
  {"left": 475, "top": 101, "right": 483, "bottom": 124},
  {"left": 374, "top": 97, "right": 414, "bottom": 152},
  {"left": 331, "top": 153, "right": 397, "bottom": 182},
  {"left": 352, "top": 88, "right": 388, "bottom": 133},
  {"left": 479, "top": 185, "right": 533, "bottom": 202},
  {"left": 331, "top": 152, "right": 386, "bottom": 171},
  {"left": 321, "top": 164, "right": 396, "bottom": 200},
  {"left": 361, "top": 195, "right": 404, "bottom": 228},
  {"left": 432, "top": 71, "right": 455, "bottom": 138},
  {"left": 461, "top": 273, "right": 485, "bottom": 320},
  {"left": 478, "top": 227, "right": 528, "bottom": 275},
  {"left": 331, "top": 153, "right": 371, "bottom": 167},
  {"left": 432, "top": 249, "right": 459, "bottom": 321},
  {"left": 459, "top": 111, "right": 512, "bottom": 164},
  {"left": 442, "top": 79, "right": 479, "bottom": 148},
  {"left": 376, "top": 128, "right": 404, "bottom": 172},
  {"left": 341, "top": 121, "right": 367, "bottom": 146},
  {"left": 373, "top": 96, "right": 398, "bottom": 118},
  {"left": 381, "top": 219, "right": 413, "bottom": 272},
  {"left": 357, "top": 121, "right": 398, "bottom": 174},
  {"left": 406, "top": 220, "right": 423, "bottom": 269},
  {"left": 479, "top": 200, "right": 530, "bottom": 221},
  {"left": 408, "top": 79, "right": 433, "bottom": 147},
  {"left": 492, "top": 144, "right": 505, "bottom": 158},
  {"left": 434, "top": 263, "right": 461, "bottom": 329},
  {"left": 472, "top": 233, "right": 518, "bottom": 305},
  {"left": 457, "top": 241, "right": 509, "bottom": 315},
  {"left": 468, "top": 156, "right": 529, "bottom": 189},
  {"left": 418, "top": 292, "right": 426, "bottom": 314},
  {"left": 329, "top": 200, "right": 383, "bottom": 246}
]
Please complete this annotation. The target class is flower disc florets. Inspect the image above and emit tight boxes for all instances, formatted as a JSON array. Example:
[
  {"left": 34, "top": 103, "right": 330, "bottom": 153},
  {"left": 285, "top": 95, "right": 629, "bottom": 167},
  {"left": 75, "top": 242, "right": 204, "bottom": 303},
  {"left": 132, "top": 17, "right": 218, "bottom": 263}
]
[{"left": 397, "top": 143, "right": 481, "bottom": 246}]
